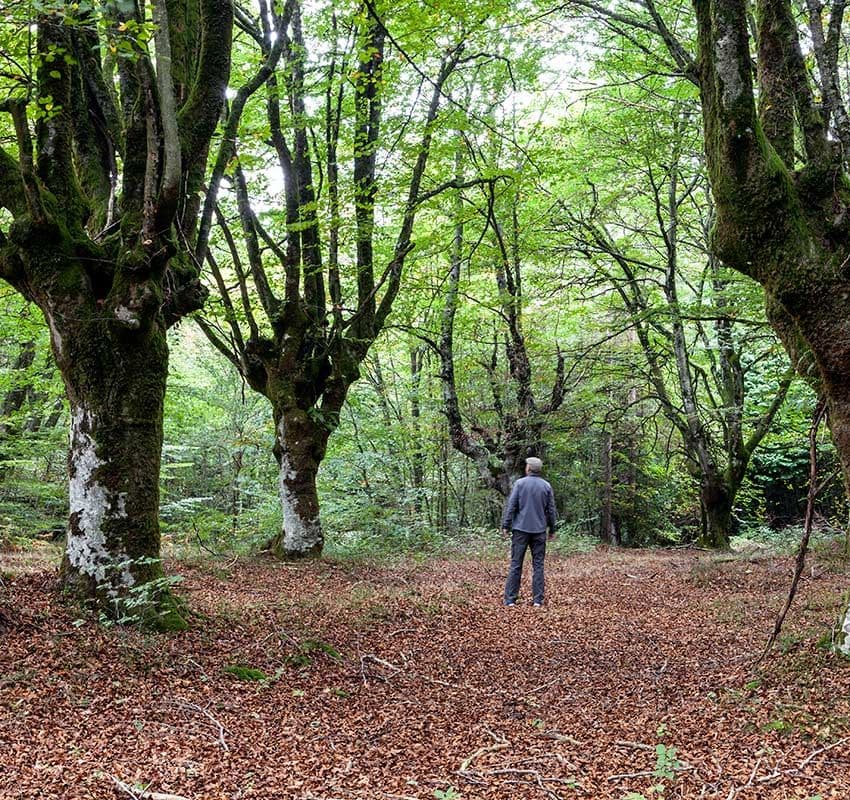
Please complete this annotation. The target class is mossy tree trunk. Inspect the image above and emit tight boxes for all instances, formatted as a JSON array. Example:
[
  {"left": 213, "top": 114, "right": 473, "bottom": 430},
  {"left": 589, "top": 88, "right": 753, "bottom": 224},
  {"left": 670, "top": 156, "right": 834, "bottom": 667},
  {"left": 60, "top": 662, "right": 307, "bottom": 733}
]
[
  {"left": 571, "top": 0, "right": 850, "bottom": 627},
  {"left": 54, "top": 291, "right": 173, "bottom": 620},
  {"left": 693, "top": 0, "right": 850, "bottom": 481},
  {"left": 0, "top": 3, "right": 234, "bottom": 623},
  {"left": 690, "top": 0, "right": 850, "bottom": 634},
  {"left": 268, "top": 401, "right": 332, "bottom": 559}
]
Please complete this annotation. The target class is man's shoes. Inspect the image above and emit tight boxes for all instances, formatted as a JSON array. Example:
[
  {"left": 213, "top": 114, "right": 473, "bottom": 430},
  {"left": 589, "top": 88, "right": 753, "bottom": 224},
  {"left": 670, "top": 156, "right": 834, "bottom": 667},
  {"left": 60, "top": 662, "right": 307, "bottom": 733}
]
[
  {"left": 532, "top": 603, "right": 543, "bottom": 609},
  {"left": 504, "top": 602, "right": 516, "bottom": 607}
]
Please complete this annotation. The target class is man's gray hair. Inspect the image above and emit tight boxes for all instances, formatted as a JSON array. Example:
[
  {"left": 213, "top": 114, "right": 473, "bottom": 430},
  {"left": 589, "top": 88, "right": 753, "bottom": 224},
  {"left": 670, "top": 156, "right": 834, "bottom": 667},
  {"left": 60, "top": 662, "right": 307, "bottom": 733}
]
[{"left": 526, "top": 457, "right": 543, "bottom": 473}]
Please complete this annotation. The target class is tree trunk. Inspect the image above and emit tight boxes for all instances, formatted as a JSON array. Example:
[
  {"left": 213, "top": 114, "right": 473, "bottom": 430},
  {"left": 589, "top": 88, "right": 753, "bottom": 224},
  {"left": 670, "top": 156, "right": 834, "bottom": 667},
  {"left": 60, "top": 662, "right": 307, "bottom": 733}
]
[
  {"left": 0, "top": 341, "right": 37, "bottom": 432},
  {"left": 600, "top": 431, "right": 615, "bottom": 544},
  {"left": 48, "top": 301, "right": 184, "bottom": 629},
  {"left": 268, "top": 405, "right": 328, "bottom": 559},
  {"left": 698, "top": 478, "right": 734, "bottom": 549}
]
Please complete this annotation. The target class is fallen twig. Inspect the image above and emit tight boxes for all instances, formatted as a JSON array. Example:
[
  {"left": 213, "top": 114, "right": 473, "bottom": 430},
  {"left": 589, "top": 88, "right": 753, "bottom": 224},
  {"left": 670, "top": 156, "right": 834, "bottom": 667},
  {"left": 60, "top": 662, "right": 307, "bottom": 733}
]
[
  {"left": 108, "top": 775, "right": 191, "bottom": 800},
  {"left": 459, "top": 729, "right": 510, "bottom": 771},
  {"left": 799, "top": 736, "right": 849, "bottom": 768},
  {"left": 173, "top": 699, "right": 229, "bottom": 752},
  {"left": 529, "top": 677, "right": 560, "bottom": 693},
  {"left": 541, "top": 731, "right": 583, "bottom": 746},
  {"left": 607, "top": 770, "right": 654, "bottom": 781},
  {"left": 615, "top": 739, "right": 656, "bottom": 751}
]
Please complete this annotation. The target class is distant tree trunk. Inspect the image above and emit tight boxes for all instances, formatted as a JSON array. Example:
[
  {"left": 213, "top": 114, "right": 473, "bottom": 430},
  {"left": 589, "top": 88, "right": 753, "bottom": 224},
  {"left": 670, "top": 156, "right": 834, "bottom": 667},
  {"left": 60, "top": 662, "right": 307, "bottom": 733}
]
[
  {"left": 599, "top": 431, "right": 616, "bottom": 544},
  {"left": 24, "top": 398, "right": 64, "bottom": 433},
  {"left": 698, "top": 477, "right": 734, "bottom": 549},
  {"left": 438, "top": 436, "right": 449, "bottom": 531},
  {"left": 0, "top": 341, "right": 37, "bottom": 432},
  {"left": 268, "top": 402, "right": 329, "bottom": 558},
  {"left": 409, "top": 346, "right": 426, "bottom": 510}
]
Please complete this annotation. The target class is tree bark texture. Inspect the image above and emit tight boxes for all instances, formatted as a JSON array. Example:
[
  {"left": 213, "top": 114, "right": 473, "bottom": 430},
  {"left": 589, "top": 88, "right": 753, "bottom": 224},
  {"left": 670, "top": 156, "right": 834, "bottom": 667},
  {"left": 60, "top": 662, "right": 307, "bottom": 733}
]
[
  {"left": 269, "top": 403, "right": 330, "bottom": 559},
  {"left": 56, "top": 304, "right": 172, "bottom": 619}
]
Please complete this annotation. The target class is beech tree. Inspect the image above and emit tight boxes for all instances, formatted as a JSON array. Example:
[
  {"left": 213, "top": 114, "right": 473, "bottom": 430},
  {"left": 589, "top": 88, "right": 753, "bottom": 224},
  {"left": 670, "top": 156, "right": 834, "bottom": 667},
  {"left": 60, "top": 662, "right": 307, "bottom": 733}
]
[
  {"left": 0, "top": 1, "right": 234, "bottom": 622},
  {"left": 198, "top": 0, "right": 505, "bottom": 557},
  {"left": 691, "top": 0, "right": 850, "bottom": 647},
  {"left": 559, "top": 96, "right": 792, "bottom": 547},
  {"left": 568, "top": 188, "right": 792, "bottom": 548},
  {"left": 565, "top": 0, "right": 850, "bottom": 640},
  {"left": 437, "top": 175, "right": 567, "bottom": 497}
]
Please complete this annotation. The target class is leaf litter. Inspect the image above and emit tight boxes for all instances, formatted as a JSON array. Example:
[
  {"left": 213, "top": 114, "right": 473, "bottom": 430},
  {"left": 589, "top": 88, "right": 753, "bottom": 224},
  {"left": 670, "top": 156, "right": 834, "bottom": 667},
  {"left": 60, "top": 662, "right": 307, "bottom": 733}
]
[{"left": 1, "top": 548, "right": 849, "bottom": 799}]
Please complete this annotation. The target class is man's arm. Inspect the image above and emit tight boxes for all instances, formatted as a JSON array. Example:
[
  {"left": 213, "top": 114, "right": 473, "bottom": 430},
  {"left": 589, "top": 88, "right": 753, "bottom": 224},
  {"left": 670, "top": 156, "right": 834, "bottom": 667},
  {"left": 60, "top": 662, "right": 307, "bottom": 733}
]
[{"left": 501, "top": 482, "right": 520, "bottom": 533}]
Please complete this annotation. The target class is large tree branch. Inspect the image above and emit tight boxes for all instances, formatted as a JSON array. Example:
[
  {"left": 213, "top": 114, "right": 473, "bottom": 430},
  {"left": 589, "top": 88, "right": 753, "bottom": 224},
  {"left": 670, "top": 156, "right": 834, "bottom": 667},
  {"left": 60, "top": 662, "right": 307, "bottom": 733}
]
[
  {"left": 641, "top": 0, "right": 699, "bottom": 83},
  {"left": 695, "top": 0, "right": 799, "bottom": 286},
  {"left": 68, "top": 21, "right": 117, "bottom": 227},
  {"left": 283, "top": 0, "right": 325, "bottom": 323},
  {"left": 154, "top": 0, "right": 182, "bottom": 228},
  {"left": 213, "top": 204, "right": 260, "bottom": 341},
  {"left": 805, "top": 0, "right": 850, "bottom": 153},
  {"left": 204, "top": 248, "right": 247, "bottom": 357},
  {"left": 194, "top": 28, "right": 283, "bottom": 265},
  {"left": 194, "top": 314, "right": 241, "bottom": 369},
  {"left": 744, "top": 366, "right": 794, "bottom": 457},
  {"left": 326, "top": 11, "right": 347, "bottom": 329},
  {"left": 35, "top": 14, "right": 83, "bottom": 222},
  {"left": 233, "top": 164, "right": 281, "bottom": 328},
  {"left": 757, "top": 0, "right": 829, "bottom": 170},
  {"left": 177, "top": 0, "right": 233, "bottom": 188},
  {"left": 372, "top": 51, "right": 461, "bottom": 337},
  {"left": 352, "top": 15, "right": 386, "bottom": 328},
  {"left": 568, "top": 0, "right": 698, "bottom": 84}
]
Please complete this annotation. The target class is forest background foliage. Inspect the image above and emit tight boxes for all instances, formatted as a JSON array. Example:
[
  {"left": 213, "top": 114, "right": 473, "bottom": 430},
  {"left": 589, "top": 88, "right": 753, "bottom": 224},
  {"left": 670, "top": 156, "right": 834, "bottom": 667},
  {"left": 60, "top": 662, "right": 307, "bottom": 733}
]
[{"left": 0, "top": 0, "right": 847, "bottom": 563}]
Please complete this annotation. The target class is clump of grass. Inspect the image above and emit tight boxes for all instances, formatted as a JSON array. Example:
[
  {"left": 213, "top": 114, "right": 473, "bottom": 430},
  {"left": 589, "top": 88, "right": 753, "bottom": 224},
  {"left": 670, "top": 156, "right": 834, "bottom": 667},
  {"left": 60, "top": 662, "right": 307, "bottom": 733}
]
[{"left": 223, "top": 664, "right": 267, "bottom": 681}]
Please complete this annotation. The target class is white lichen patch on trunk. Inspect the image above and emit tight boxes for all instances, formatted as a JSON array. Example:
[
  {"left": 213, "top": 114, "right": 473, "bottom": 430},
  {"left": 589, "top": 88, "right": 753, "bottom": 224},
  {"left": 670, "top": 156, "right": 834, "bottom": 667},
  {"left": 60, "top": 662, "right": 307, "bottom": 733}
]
[
  {"left": 839, "top": 601, "right": 850, "bottom": 656},
  {"left": 715, "top": 30, "right": 745, "bottom": 111},
  {"left": 115, "top": 306, "right": 141, "bottom": 329},
  {"left": 67, "top": 406, "right": 134, "bottom": 592},
  {"left": 277, "top": 418, "right": 322, "bottom": 555}
]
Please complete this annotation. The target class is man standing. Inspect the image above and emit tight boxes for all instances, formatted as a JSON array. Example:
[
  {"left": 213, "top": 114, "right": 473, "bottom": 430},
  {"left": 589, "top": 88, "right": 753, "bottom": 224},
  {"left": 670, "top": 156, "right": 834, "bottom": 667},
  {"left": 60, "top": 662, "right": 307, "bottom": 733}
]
[{"left": 502, "top": 457, "right": 557, "bottom": 607}]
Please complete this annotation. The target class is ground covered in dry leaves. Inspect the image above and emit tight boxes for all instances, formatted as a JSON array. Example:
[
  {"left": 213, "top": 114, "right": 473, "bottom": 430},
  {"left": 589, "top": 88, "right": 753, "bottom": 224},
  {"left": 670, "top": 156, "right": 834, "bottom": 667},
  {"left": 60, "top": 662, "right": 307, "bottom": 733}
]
[{"left": 2, "top": 544, "right": 849, "bottom": 800}]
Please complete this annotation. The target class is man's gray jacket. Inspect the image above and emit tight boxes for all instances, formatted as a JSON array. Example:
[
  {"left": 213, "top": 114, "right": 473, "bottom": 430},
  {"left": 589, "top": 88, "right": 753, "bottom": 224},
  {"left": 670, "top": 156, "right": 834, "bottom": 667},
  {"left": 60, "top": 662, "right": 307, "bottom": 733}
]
[{"left": 501, "top": 475, "right": 557, "bottom": 534}]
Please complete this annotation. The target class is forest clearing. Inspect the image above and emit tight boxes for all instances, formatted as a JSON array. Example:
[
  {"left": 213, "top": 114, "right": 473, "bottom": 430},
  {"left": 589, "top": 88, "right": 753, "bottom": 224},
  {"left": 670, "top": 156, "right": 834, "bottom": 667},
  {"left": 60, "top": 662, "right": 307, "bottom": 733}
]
[
  {"left": 2, "top": 544, "right": 849, "bottom": 800},
  {"left": 6, "top": 0, "right": 850, "bottom": 798}
]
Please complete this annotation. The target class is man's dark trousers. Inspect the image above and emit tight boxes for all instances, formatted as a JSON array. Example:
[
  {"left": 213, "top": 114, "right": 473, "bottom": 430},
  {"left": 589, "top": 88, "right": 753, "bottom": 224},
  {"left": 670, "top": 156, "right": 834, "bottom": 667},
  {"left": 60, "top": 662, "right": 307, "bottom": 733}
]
[{"left": 504, "top": 529, "right": 546, "bottom": 605}]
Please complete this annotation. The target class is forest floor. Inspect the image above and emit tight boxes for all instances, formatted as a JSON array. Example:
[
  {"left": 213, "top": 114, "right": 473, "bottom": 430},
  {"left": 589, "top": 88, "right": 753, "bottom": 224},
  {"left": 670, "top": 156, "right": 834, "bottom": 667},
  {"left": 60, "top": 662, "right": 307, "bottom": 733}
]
[{"left": 1, "top": 541, "right": 850, "bottom": 800}]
